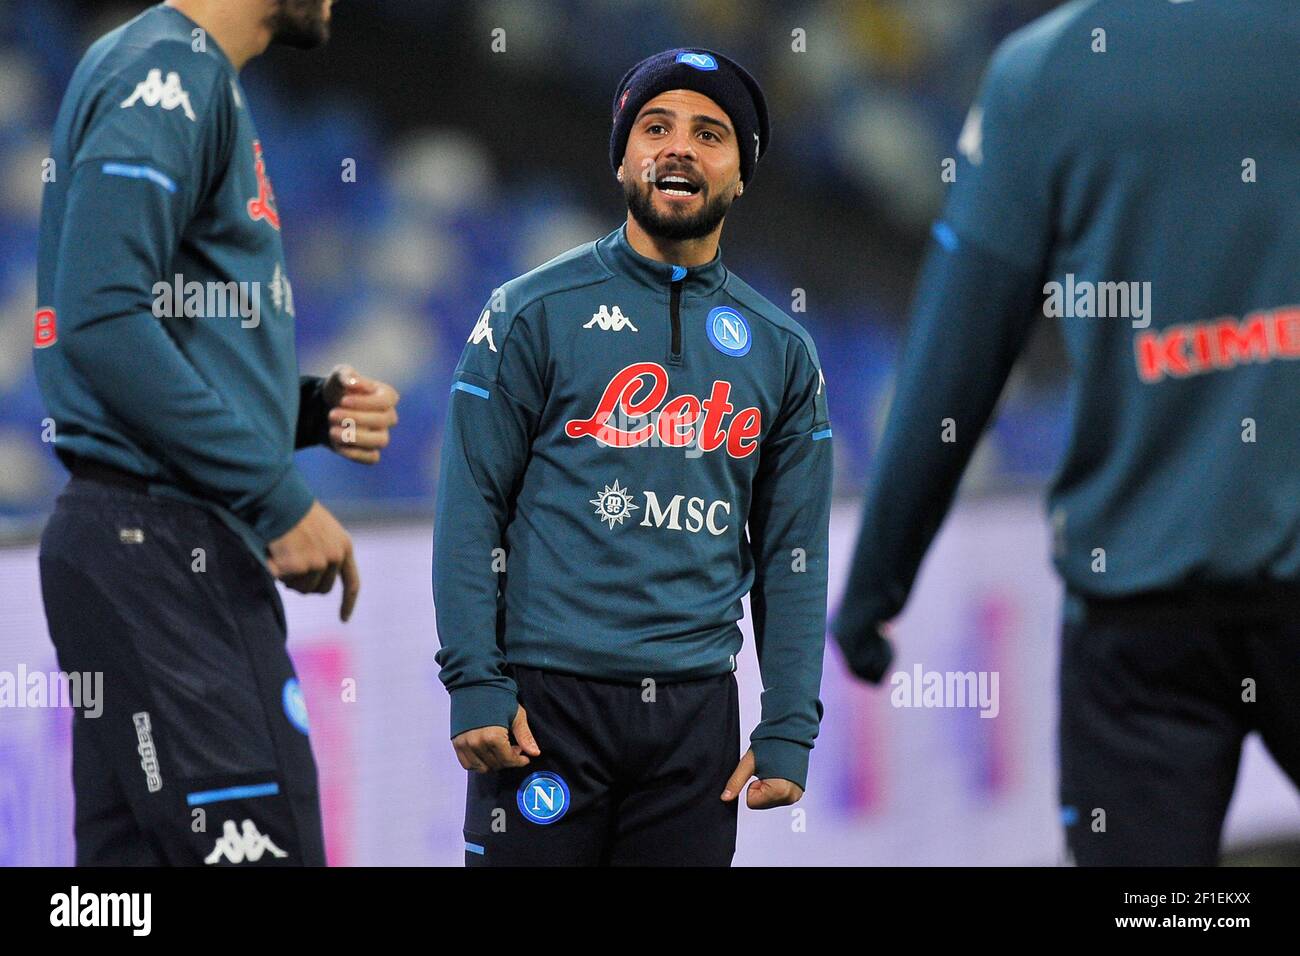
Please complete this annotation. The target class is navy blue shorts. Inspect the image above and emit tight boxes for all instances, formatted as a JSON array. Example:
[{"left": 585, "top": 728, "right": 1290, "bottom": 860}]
[
  {"left": 1059, "top": 584, "right": 1300, "bottom": 866},
  {"left": 463, "top": 665, "right": 740, "bottom": 866},
  {"left": 38, "top": 471, "right": 325, "bottom": 866}
]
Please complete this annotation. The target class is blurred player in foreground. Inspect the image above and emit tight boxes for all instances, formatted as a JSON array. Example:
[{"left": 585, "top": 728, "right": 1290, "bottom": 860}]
[
  {"left": 435, "top": 48, "right": 831, "bottom": 865},
  {"left": 834, "top": 0, "right": 1300, "bottom": 865},
  {"left": 34, "top": 0, "right": 399, "bottom": 865}
]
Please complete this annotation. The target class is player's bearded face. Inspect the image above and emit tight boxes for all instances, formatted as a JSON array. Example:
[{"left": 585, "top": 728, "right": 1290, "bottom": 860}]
[
  {"left": 269, "top": 0, "right": 332, "bottom": 49},
  {"left": 623, "top": 161, "right": 737, "bottom": 241}
]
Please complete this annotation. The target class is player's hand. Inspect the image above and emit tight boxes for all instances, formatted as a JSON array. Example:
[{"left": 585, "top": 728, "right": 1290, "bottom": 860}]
[
  {"left": 323, "top": 364, "right": 400, "bottom": 465},
  {"left": 265, "top": 501, "right": 360, "bottom": 622},
  {"left": 721, "top": 749, "right": 804, "bottom": 809},
  {"left": 453, "top": 705, "right": 542, "bottom": 773},
  {"left": 835, "top": 621, "right": 895, "bottom": 684}
]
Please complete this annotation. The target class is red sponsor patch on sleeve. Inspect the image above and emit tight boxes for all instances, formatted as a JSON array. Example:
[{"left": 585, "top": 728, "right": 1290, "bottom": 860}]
[{"left": 34, "top": 308, "right": 57, "bottom": 348}]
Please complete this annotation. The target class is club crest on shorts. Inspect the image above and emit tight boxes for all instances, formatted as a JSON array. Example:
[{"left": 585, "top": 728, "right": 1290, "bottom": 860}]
[
  {"left": 282, "top": 678, "right": 310, "bottom": 735},
  {"left": 706, "top": 306, "right": 751, "bottom": 356},
  {"left": 517, "top": 771, "right": 570, "bottom": 825}
]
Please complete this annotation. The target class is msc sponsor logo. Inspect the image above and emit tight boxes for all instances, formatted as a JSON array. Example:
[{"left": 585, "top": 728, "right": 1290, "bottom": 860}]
[
  {"left": 590, "top": 480, "right": 731, "bottom": 536},
  {"left": 1135, "top": 306, "right": 1300, "bottom": 383},
  {"left": 591, "top": 479, "right": 638, "bottom": 528},
  {"left": 517, "top": 771, "right": 570, "bottom": 824},
  {"left": 566, "top": 362, "right": 761, "bottom": 458}
]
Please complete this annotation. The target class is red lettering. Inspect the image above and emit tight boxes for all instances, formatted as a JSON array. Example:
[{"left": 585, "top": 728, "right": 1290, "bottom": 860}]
[
  {"left": 1216, "top": 315, "right": 1269, "bottom": 368},
  {"left": 1137, "top": 306, "right": 1300, "bottom": 383},
  {"left": 1273, "top": 307, "right": 1300, "bottom": 357},
  {"left": 1135, "top": 327, "right": 1190, "bottom": 382},
  {"left": 1191, "top": 324, "right": 1213, "bottom": 371},
  {"left": 656, "top": 394, "right": 700, "bottom": 447},
  {"left": 565, "top": 362, "right": 665, "bottom": 447},
  {"left": 567, "top": 364, "right": 761, "bottom": 458},
  {"left": 727, "top": 406, "right": 762, "bottom": 457},
  {"left": 697, "top": 381, "right": 734, "bottom": 453}
]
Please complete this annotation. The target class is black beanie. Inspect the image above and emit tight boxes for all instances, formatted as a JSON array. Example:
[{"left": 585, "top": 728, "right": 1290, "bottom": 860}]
[{"left": 610, "top": 48, "right": 769, "bottom": 185}]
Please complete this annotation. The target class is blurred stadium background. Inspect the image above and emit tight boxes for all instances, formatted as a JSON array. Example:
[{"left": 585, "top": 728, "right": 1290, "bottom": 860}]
[{"left": 1, "top": 0, "right": 1296, "bottom": 865}]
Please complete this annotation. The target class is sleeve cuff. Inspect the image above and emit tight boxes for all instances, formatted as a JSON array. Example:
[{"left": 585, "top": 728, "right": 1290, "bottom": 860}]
[
  {"left": 250, "top": 466, "right": 315, "bottom": 545},
  {"left": 449, "top": 685, "right": 518, "bottom": 739},
  {"left": 295, "top": 375, "right": 331, "bottom": 449},
  {"left": 750, "top": 737, "right": 812, "bottom": 792}
]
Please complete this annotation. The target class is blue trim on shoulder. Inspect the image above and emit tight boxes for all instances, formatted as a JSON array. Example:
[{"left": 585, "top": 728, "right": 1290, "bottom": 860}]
[
  {"left": 452, "top": 381, "right": 490, "bottom": 400},
  {"left": 465, "top": 841, "right": 485, "bottom": 856},
  {"left": 102, "top": 162, "right": 178, "bottom": 194},
  {"left": 186, "top": 782, "right": 280, "bottom": 806},
  {"left": 812, "top": 428, "right": 833, "bottom": 441}
]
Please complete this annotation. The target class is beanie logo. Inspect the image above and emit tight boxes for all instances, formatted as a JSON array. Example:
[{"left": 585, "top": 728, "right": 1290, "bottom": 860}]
[
  {"left": 618, "top": 88, "right": 631, "bottom": 113},
  {"left": 676, "top": 51, "right": 718, "bottom": 71}
]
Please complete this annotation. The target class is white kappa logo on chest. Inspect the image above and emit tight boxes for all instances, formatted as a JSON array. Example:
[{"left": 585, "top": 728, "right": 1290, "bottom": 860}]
[{"left": 584, "top": 305, "right": 638, "bottom": 332}]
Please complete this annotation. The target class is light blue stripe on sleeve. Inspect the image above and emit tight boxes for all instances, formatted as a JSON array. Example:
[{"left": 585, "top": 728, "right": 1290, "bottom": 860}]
[
  {"left": 452, "top": 381, "right": 490, "bottom": 400},
  {"left": 186, "top": 782, "right": 280, "bottom": 806},
  {"left": 812, "top": 428, "right": 833, "bottom": 441},
  {"left": 465, "top": 842, "right": 485, "bottom": 855},
  {"left": 102, "top": 162, "right": 178, "bottom": 194}
]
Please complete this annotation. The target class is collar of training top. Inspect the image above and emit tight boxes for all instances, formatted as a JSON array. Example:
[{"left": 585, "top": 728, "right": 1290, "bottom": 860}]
[{"left": 596, "top": 224, "right": 729, "bottom": 296}]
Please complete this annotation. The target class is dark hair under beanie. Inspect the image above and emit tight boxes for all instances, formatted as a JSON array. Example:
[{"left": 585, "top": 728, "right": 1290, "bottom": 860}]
[{"left": 610, "top": 48, "right": 770, "bottom": 184}]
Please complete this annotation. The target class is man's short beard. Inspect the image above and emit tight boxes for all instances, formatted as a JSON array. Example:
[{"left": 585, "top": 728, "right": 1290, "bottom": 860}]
[
  {"left": 270, "top": 0, "right": 330, "bottom": 50},
  {"left": 624, "top": 176, "right": 735, "bottom": 242}
]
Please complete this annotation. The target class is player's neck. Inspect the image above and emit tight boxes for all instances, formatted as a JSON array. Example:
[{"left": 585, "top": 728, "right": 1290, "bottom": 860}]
[
  {"left": 166, "top": 0, "right": 272, "bottom": 71},
  {"left": 624, "top": 215, "right": 722, "bottom": 269}
]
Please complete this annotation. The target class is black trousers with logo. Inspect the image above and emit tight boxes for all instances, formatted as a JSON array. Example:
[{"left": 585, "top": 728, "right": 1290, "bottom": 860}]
[
  {"left": 38, "top": 468, "right": 325, "bottom": 865},
  {"left": 1058, "top": 584, "right": 1300, "bottom": 866},
  {"left": 463, "top": 665, "right": 740, "bottom": 866}
]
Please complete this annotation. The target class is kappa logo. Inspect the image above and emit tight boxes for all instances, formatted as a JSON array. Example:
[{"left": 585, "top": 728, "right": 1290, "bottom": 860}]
[
  {"left": 246, "top": 141, "right": 280, "bottom": 230},
  {"left": 584, "top": 305, "right": 638, "bottom": 332},
  {"left": 120, "top": 68, "right": 196, "bottom": 122},
  {"left": 269, "top": 263, "right": 295, "bottom": 317},
  {"left": 204, "top": 819, "right": 288, "bottom": 864},
  {"left": 469, "top": 309, "right": 497, "bottom": 351},
  {"left": 517, "top": 771, "right": 570, "bottom": 824},
  {"left": 132, "top": 712, "right": 163, "bottom": 793}
]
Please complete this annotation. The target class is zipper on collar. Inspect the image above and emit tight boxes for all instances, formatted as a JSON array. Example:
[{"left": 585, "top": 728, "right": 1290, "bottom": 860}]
[{"left": 668, "top": 274, "right": 683, "bottom": 366}]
